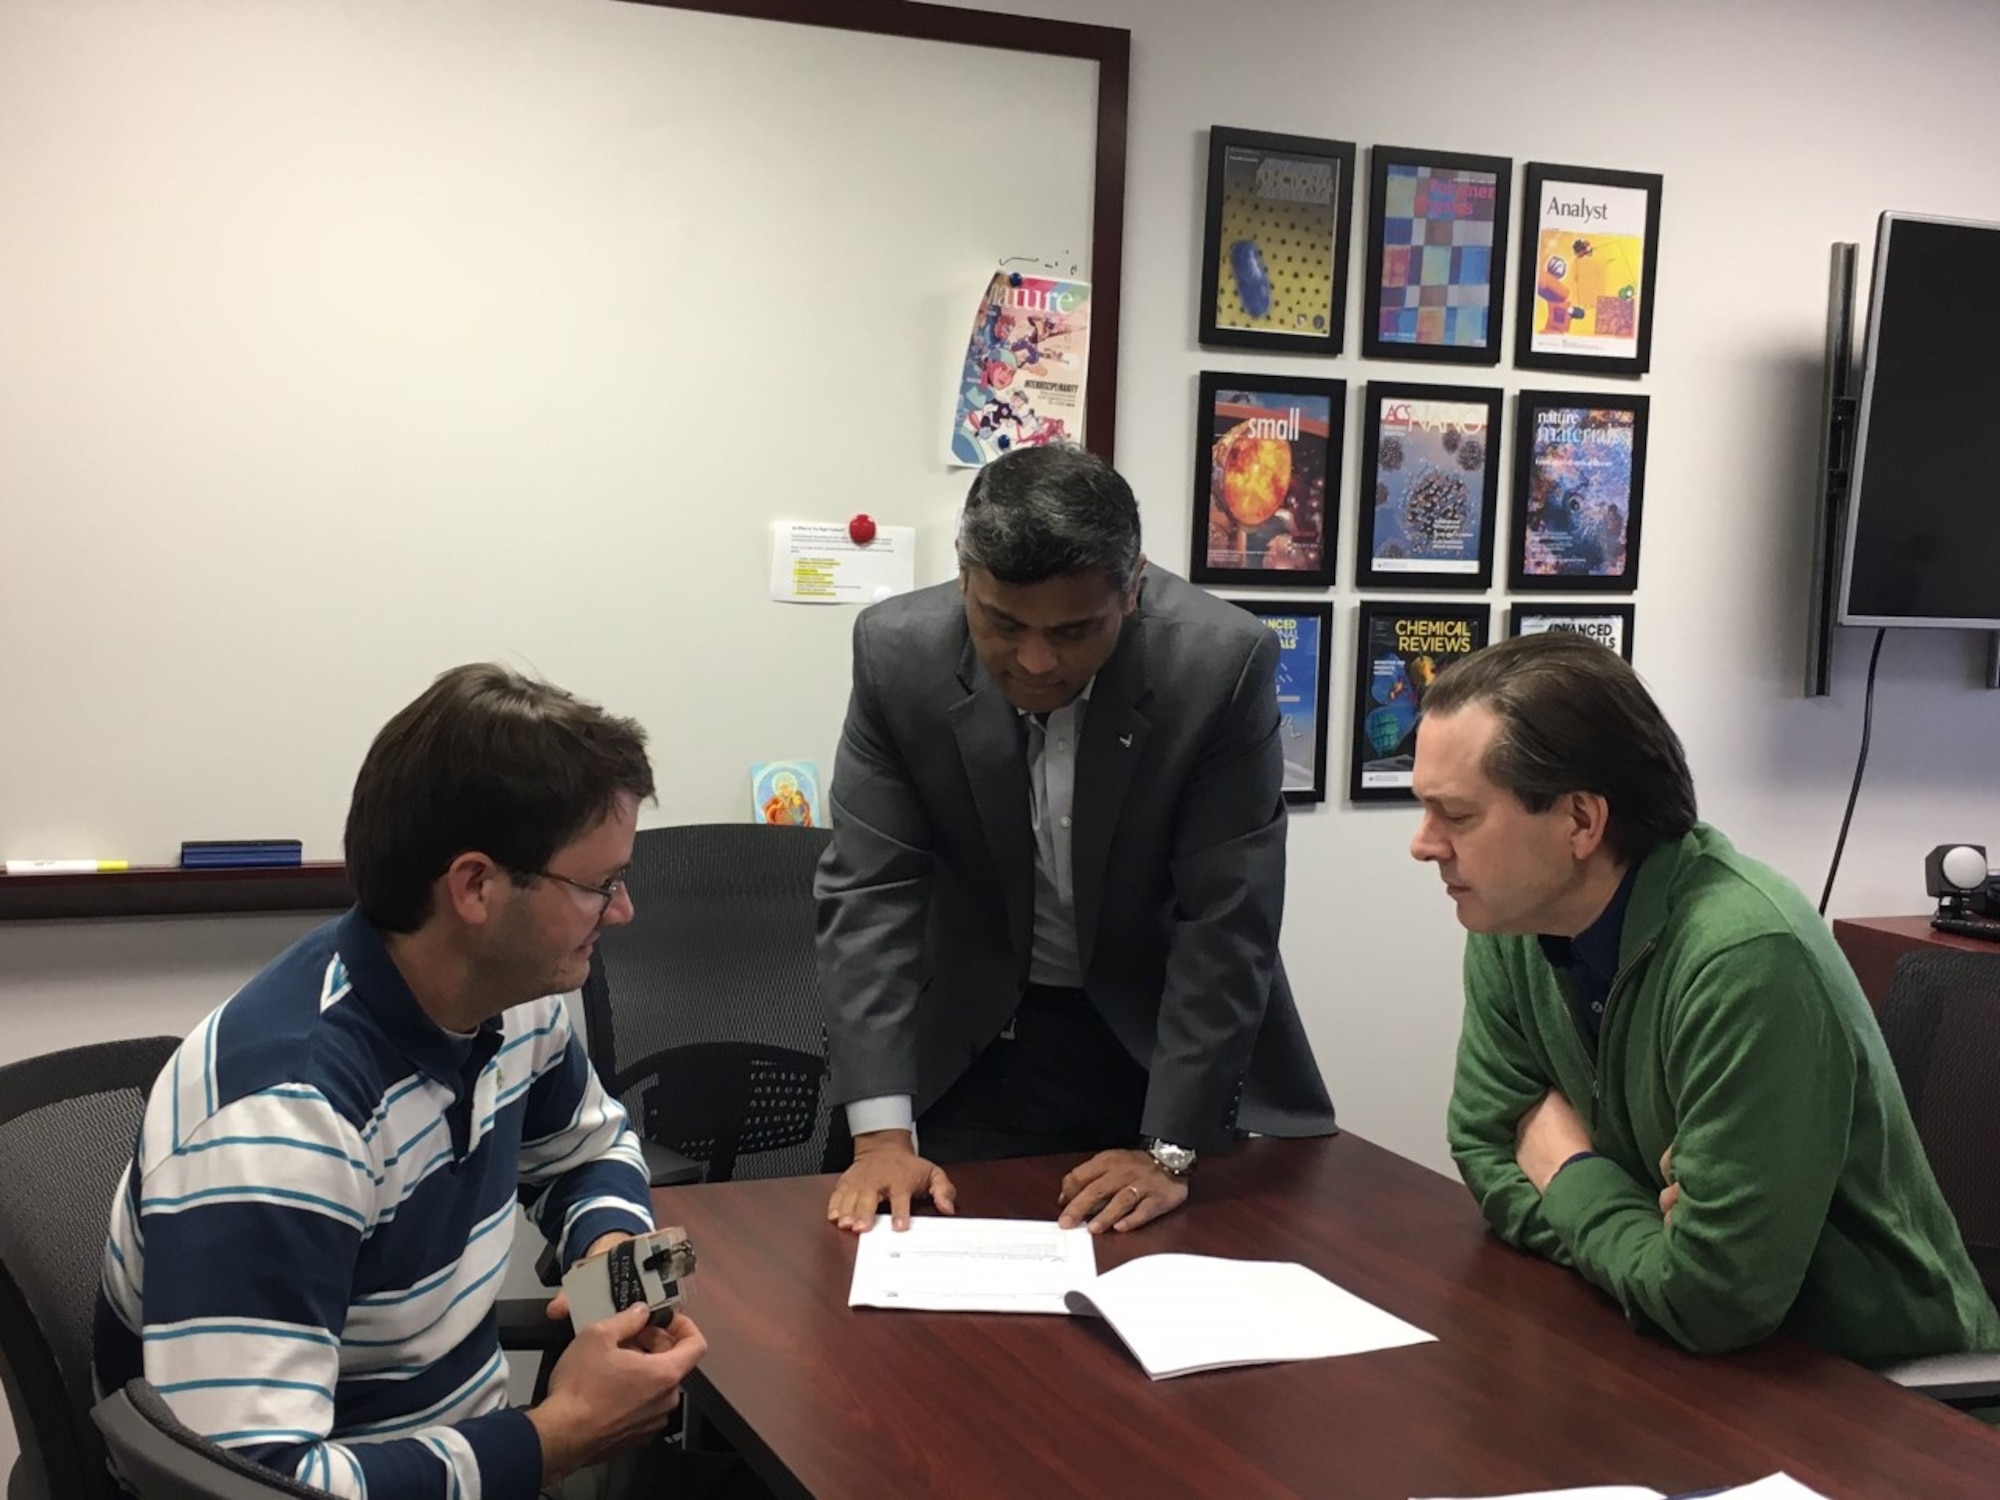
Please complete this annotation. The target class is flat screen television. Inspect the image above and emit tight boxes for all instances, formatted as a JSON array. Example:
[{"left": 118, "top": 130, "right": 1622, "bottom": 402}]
[{"left": 1837, "top": 212, "right": 2000, "bottom": 629}]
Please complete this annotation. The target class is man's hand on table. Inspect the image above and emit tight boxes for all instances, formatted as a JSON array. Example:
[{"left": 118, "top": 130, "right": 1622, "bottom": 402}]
[
  {"left": 827, "top": 1129, "right": 958, "bottom": 1232},
  {"left": 1056, "top": 1148, "right": 1189, "bottom": 1233}
]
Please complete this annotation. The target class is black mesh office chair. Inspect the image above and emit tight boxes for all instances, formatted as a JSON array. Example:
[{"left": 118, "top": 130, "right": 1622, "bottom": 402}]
[
  {"left": 0, "top": 1034, "right": 566, "bottom": 1500},
  {"left": 581, "top": 824, "right": 837, "bottom": 1184},
  {"left": 1874, "top": 948, "right": 2000, "bottom": 1409},
  {"left": 0, "top": 1036, "right": 181, "bottom": 1500},
  {"left": 0, "top": 1035, "right": 363, "bottom": 1498}
]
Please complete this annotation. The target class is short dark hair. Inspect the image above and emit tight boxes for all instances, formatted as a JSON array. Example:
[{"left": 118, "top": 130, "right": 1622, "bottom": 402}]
[
  {"left": 1421, "top": 633, "right": 1696, "bottom": 864},
  {"left": 344, "top": 664, "right": 655, "bottom": 932},
  {"left": 956, "top": 445, "right": 1142, "bottom": 591}
]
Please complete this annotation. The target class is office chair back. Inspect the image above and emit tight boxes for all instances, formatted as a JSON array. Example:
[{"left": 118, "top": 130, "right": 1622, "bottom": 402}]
[
  {"left": 581, "top": 824, "right": 835, "bottom": 1183},
  {"left": 0, "top": 1035, "right": 180, "bottom": 1500},
  {"left": 1878, "top": 948, "right": 2000, "bottom": 1304}
]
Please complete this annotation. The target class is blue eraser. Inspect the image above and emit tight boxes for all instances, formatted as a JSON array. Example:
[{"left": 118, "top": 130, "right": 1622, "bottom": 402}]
[{"left": 180, "top": 840, "right": 304, "bottom": 869}]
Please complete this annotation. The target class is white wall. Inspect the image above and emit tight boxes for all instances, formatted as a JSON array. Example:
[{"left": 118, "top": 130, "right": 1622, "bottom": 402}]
[
  {"left": 4, "top": 0, "right": 1998, "bottom": 1181},
  {"left": 0, "top": 0, "right": 1096, "bottom": 861},
  {"left": 0, "top": 915, "right": 323, "bottom": 1061},
  {"left": 5, "top": 0, "right": 2000, "bottom": 1475},
  {"left": 955, "top": 0, "right": 2000, "bottom": 1176}
]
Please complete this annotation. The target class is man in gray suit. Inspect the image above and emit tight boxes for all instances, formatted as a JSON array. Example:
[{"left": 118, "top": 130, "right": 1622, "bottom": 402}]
[{"left": 816, "top": 445, "right": 1335, "bottom": 1238}]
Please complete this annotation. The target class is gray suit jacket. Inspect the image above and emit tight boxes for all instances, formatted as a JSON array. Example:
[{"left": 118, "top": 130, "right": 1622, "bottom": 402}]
[{"left": 815, "top": 564, "right": 1335, "bottom": 1151}]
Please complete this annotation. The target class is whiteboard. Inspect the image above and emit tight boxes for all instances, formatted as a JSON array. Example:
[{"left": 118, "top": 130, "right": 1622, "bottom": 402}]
[{"left": 0, "top": 0, "right": 1111, "bottom": 862}]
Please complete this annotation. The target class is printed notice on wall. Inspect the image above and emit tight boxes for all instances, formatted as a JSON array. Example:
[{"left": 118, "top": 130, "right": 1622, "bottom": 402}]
[{"left": 769, "top": 521, "right": 917, "bottom": 605}]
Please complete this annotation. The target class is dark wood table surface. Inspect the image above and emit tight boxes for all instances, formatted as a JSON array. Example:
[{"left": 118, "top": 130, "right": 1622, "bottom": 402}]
[
  {"left": 654, "top": 1134, "right": 2000, "bottom": 1499},
  {"left": 1832, "top": 914, "right": 2000, "bottom": 1010}
]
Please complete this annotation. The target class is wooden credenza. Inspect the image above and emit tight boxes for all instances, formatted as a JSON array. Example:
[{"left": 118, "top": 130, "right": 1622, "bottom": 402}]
[{"left": 1832, "top": 914, "right": 2000, "bottom": 1009}]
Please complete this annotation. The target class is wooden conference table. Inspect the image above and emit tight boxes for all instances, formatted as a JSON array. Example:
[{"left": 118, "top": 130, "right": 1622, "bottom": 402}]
[{"left": 654, "top": 1135, "right": 2000, "bottom": 1499}]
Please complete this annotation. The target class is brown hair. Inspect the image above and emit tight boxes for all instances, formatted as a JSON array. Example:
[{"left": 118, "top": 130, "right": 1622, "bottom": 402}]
[
  {"left": 343, "top": 664, "right": 654, "bottom": 931},
  {"left": 1422, "top": 633, "right": 1695, "bottom": 863}
]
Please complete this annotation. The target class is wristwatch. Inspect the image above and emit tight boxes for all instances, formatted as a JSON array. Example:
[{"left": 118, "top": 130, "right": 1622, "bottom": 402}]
[{"left": 1144, "top": 1137, "right": 1197, "bottom": 1179}]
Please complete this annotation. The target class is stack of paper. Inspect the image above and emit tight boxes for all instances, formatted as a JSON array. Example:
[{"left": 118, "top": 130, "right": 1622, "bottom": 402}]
[
  {"left": 1415, "top": 1473, "right": 1830, "bottom": 1500},
  {"left": 1066, "top": 1251, "right": 1435, "bottom": 1379},
  {"left": 848, "top": 1218, "right": 1435, "bottom": 1379}
]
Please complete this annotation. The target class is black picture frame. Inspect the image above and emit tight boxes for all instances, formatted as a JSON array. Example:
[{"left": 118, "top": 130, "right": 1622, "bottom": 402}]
[
  {"left": 1514, "top": 162, "right": 1663, "bottom": 376},
  {"left": 1508, "top": 602, "right": 1637, "bottom": 662},
  {"left": 1508, "top": 389, "right": 1650, "bottom": 592},
  {"left": 1228, "top": 598, "right": 1334, "bottom": 804},
  {"left": 1355, "top": 381, "right": 1503, "bottom": 590},
  {"left": 1349, "top": 600, "right": 1490, "bottom": 803},
  {"left": 1190, "top": 371, "right": 1346, "bottom": 587},
  {"left": 1361, "top": 144, "right": 1512, "bottom": 367},
  {"left": 1197, "top": 127, "right": 1358, "bottom": 355}
]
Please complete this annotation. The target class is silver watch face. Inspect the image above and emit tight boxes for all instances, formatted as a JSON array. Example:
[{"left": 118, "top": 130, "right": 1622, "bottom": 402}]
[{"left": 1148, "top": 1139, "right": 1197, "bottom": 1175}]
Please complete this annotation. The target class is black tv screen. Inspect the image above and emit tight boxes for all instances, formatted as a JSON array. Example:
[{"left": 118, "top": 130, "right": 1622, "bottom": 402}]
[{"left": 1838, "top": 213, "right": 2000, "bottom": 628}]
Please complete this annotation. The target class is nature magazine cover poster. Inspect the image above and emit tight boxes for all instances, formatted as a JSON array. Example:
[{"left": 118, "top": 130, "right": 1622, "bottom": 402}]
[{"left": 1519, "top": 404, "right": 1637, "bottom": 579}]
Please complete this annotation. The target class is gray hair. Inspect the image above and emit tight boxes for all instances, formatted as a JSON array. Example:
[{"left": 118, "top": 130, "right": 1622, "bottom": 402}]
[{"left": 956, "top": 445, "right": 1142, "bottom": 592}]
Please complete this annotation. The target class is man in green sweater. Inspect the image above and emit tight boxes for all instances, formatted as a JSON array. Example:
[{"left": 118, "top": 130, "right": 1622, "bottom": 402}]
[{"left": 1414, "top": 633, "right": 1999, "bottom": 1365}]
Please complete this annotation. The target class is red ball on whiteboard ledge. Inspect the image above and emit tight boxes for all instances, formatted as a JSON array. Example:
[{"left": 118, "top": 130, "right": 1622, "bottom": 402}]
[{"left": 848, "top": 514, "right": 878, "bottom": 545}]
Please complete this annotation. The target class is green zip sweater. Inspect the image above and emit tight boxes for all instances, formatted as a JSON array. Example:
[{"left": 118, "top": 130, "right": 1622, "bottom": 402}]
[{"left": 1448, "top": 822, "right": 2000, "bottom": 1365}]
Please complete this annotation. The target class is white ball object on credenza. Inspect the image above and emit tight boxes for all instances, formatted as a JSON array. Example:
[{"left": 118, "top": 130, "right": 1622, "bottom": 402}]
[{"left": 1939, "top": 844, "right": 1989, "bottom": 892}]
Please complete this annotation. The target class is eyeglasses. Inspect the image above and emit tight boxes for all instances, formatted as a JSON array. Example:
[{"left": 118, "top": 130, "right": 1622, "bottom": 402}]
[{"left": 530, "top": 868, "right": 627, "bottom": 917}]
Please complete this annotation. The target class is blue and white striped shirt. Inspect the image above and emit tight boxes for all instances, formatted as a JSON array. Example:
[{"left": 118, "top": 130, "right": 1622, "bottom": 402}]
[{"left": 94, "top": 908, "right": 653, "bottom": 1500}]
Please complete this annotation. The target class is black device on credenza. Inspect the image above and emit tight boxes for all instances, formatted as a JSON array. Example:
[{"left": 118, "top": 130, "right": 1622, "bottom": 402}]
[{"left": 1926, "top": 842, "right": 2000, "bottom": 941}]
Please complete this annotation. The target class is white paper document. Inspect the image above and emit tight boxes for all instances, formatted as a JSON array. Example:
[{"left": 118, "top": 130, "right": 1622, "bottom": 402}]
[
  {"left": 768, "top": 521, "right": 917, "bottom": 604},
  {"left": 1413, "top": 1475, "right": 1828, "bottom": 1500},
  {"left": 849, "top": 1231, "right": 1435, "bottom": 1379},
  {"left": 1065, "top": 1252, "right": 1435, "bottom": 1380},
  {"left": 847, "top": 1217, "right": 1097, "bottom": 1313}
]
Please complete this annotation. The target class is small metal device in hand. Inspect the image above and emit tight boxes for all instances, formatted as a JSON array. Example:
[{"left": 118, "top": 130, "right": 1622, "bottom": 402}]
[{"left": 562, "top": 1227, "right": 697, "bottom": 1334}]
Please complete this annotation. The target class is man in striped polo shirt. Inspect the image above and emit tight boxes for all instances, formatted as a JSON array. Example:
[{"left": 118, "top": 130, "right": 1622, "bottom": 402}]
[{"left": 95, "top": 665, "right": 754, "bottom": 1499}]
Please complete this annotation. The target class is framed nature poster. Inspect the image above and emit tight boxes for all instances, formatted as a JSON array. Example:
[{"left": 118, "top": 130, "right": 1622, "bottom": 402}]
[{"left": 1509, "top": 390, "right": 1650, "bottom": 592}]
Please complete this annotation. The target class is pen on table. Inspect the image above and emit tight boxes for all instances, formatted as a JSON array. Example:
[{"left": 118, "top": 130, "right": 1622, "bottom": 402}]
[{"left": 4, "top": 859, "right": 131, "bottom": 875}]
